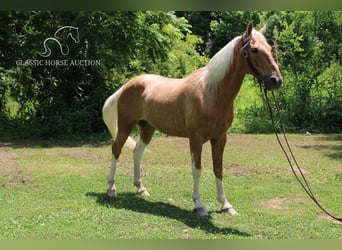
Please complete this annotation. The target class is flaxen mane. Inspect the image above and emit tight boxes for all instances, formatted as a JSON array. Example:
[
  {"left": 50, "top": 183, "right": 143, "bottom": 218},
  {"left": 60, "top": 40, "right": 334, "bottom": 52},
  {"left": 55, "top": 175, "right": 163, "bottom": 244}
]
[{"left": 201, "top": 36, "right": 241, "bottom": 88}]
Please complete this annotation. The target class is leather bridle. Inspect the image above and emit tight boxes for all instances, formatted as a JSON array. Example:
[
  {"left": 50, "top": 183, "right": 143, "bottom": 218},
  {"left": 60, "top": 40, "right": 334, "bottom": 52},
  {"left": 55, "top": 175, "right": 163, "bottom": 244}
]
[{"left": 241, "top": 32, "right": 264, "bottom": 86}]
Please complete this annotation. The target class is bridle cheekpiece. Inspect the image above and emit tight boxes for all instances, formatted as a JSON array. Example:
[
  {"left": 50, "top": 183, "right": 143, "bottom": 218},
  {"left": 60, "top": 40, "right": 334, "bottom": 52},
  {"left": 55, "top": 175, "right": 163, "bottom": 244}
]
[{"left": 241, "top": 32, "right": 264, "bottom": 86}]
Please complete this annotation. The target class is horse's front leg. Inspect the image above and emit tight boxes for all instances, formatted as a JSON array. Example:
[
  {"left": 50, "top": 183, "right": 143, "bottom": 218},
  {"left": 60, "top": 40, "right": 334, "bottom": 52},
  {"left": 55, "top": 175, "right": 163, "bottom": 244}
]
[
  {"left": 133, "top": 137, "right": 150, "bottom": 196},
  {"left": 133, "top": 122, "right": 155, "bottom": 196},
  {"left": 189, "top": 136, "right": 208, "bottom": 216},
  {"left": 211, "top": 135, "right": 238, "bottom": 216}
]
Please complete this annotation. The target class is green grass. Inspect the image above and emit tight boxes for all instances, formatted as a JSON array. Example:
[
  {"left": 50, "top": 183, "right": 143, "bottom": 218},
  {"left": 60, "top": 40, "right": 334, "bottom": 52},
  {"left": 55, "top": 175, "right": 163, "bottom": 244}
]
[{"left": 0, "top": 134, "right": 341, "bottom": 239}]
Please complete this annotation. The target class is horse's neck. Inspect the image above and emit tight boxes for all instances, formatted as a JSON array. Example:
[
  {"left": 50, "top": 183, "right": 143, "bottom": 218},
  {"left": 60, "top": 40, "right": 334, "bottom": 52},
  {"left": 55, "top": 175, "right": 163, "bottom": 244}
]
[
  {"left": 202, "top": 38, "right": 246, "bottom": 107},
  {"left": 210, "top": 64, "right": 246, "bottom": 108}
]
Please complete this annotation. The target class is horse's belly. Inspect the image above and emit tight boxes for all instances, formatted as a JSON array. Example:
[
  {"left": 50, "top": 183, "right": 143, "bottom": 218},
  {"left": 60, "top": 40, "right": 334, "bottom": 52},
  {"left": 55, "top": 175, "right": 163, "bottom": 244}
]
[
  {"left": 141, "top": 97, "right": 188, "bottom": 137},
  {"left": 155, "top": 127, "right": 188, "bottom": 138},
  {"left": 144, "top": 109, "right": 188, "bottom": 137},
  {"left": 154, "top": 123, "right": 188, "bottom": 138}
]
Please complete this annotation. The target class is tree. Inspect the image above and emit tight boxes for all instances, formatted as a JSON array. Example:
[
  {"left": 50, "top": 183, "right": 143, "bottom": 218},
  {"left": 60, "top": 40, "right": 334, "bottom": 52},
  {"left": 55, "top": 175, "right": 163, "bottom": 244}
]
[
  {"left": 1, "top": 11, "right": 341, "bottom": 138},
  {"left": 264, "top": 11, "right": 342, "bottom": 132},
  {"left": 0, "top": 11, "right": 203, "bottom": 138}
]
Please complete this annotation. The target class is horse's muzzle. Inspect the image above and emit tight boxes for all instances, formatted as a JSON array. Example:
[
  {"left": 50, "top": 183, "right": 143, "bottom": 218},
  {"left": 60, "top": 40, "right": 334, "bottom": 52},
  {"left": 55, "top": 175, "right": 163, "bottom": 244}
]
[{"left": 264, "top": 75, "right": 283, "bottom": 91}]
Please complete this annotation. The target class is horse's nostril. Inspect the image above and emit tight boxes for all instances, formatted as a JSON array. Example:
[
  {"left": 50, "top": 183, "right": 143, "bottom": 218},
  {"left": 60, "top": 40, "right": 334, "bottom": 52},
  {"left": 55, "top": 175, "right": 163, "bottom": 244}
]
[
  {"left": 265, "top": 76, "right": 282, "bottom": 90},
  {"left": 271, "top": 76, "right": 282, "bottom": 85},
  {"left": 271, "top": 76, "right": 278, "bottom": 84}
]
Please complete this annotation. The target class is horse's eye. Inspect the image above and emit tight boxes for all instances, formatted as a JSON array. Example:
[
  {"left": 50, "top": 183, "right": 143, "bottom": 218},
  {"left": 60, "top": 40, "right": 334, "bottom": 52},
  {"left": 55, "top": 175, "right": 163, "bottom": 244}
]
[{"left": 251, "top": 47, "right": 258, "bottom": 53}]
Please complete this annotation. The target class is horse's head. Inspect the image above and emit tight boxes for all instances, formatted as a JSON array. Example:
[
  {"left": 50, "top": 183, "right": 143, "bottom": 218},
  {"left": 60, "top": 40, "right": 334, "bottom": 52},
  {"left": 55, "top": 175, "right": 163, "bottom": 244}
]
[
  {"left": 68, "top": 26, "right": 80, "bottom": 44},
  {"left": 241, "top": 21, "right": 282, "bottom": 91}
]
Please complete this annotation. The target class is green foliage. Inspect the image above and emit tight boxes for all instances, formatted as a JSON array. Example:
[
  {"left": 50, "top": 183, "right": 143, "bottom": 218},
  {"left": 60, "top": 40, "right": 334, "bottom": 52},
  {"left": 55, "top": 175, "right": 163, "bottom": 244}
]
[
  {"left": 0, "top": 68, "right": 11, "bottom": 116},
  {"left": 230, "top": 77, "right": 274, "bottom": 134},
  {"left": 162, "top": 34, "right": 208, "bottom": 77},
  {"left": 208, "top": 11, "right": 260, "bottom": 57},
  {"left": 265, "top": 11, "right": 342, "bottom": 133},
  {"left": 0, "top": 11, "right": 201, "bottom": 139},
  {"left": 0, "top": 11, "right": 341, "bottom": 139}
]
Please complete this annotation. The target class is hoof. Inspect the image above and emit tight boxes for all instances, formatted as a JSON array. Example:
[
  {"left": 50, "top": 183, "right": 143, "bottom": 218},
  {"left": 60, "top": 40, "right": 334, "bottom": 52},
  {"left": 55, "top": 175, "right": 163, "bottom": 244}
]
[
  {"left": 193, "top": 207, "right": 209, "bottom": 216},
  {"left": 137, "top": 189, "right": 150, "bottom": 196},
  {"left": 106, "top": 189, "right": 117, "bottom": 198},
  {"left": 221, "top": 207, "right": 238, "bottom": 216}
]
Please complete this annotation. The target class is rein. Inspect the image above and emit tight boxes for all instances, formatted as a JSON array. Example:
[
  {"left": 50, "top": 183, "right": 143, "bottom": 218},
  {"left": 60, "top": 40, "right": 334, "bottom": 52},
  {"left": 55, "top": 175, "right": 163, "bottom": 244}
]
[
  {"left": 241, "top": 33, "right": 341, "bottom": 222},
  {"left": 262, "top": 89, "right": 342, "bottom": 222}
]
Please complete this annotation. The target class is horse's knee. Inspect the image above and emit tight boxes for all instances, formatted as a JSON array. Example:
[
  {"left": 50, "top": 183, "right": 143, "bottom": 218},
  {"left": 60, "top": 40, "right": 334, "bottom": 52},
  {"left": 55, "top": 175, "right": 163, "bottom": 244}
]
[
  {"left": 192, "top": 165, "right": 202, "bottom": 177},
  {"left": 213, "top": 167, "right": 223, "bottom": 180},
  {"left": 111, "top": 143, "right": 122, "bottom": 159}
]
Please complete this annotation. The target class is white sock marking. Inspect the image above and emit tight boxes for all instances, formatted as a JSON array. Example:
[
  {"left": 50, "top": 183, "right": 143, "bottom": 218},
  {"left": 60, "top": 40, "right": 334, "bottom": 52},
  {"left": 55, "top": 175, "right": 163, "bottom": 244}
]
[
  {"left": 133, "top": 137, "right": 147, "bottom": 186},
  {"left": 192, "top": 162, "right": 205, "bottom": 209},
  {"left": 107, "top": 155, "right": 117, "bottom": 191},
  {"left": 216, "top": 178, "right": 237, "bottom": 215}
]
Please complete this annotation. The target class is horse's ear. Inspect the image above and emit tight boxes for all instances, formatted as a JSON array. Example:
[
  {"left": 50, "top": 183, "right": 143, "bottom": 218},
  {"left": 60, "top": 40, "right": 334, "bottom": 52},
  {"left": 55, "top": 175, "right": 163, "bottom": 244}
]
[
  {"left": 259, "top": 23, "right": 267, "bottom": 34},
  {"left": 246, "top": 20, "right": 254, "bottom": 36}
]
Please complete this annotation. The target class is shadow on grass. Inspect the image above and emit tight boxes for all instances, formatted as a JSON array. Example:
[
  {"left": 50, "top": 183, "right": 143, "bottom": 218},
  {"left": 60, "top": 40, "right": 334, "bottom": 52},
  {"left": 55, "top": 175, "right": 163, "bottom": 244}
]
[
  {"left": 86, "top": 192, "right": 250, "bottom": 238},
  {"left": 297, "top": 134, "right": 342, "bottom": 160},
  {"left": 298, "top": 144, "right": 342, "bottom": 160}
]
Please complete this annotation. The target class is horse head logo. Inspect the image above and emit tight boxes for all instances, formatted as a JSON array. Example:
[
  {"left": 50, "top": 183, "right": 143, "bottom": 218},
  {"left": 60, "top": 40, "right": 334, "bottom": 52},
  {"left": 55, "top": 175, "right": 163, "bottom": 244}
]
[{"left": 39, "top": 26, "right": 80, "bottom": 57}]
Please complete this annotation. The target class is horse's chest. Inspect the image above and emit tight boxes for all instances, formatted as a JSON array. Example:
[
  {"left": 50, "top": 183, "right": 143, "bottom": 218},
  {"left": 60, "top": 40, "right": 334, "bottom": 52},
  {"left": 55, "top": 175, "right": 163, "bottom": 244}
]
[
  {"left": 209, "top": 116, "right": 231, "bottom": 133},
  {"left": 196, "top": 108, "right": 233, "bottom": 138}
]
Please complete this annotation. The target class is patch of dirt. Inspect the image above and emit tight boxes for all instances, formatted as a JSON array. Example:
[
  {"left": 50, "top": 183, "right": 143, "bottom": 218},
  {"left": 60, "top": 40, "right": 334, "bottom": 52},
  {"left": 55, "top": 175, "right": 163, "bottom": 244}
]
[
  {"left": 0, "top": 148, "right": 30, "bottom": 187},
  {"left": 317, "top": 214, "right": 342, "bottom": 224},
  {"left": 224, "top": 163, "right": 304, "bottom": 177},
  {"left": 288, "top": 166, "right": 308, "bottom": 175},
  {"left": 58, "top": 148, "right": 104, "bottom": 161},
  {"left": 224, "top": 163, "right": 248, "bottom": 176},
  {"left": 261, "top": 196, "right": 307, "bottom": 211},
  {"left": 0, "top": 150, "right": 20, "bottom": 175}
]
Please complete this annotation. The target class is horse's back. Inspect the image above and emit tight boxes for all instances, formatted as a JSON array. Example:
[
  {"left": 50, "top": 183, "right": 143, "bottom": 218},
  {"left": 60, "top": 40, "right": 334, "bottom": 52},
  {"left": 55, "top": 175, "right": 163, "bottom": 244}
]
[
  {"left": 117, "top": 74, "right": 192, "bottom": 136},
  {"left": 121, "top": 74, "right": 187, "bottom": 102}
]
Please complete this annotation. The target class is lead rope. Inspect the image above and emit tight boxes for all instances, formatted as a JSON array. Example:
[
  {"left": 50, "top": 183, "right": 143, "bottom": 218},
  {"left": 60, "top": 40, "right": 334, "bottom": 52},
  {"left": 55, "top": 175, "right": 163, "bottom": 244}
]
[{"left": 261, "top": 87, "right": 342, "bottom": 222}]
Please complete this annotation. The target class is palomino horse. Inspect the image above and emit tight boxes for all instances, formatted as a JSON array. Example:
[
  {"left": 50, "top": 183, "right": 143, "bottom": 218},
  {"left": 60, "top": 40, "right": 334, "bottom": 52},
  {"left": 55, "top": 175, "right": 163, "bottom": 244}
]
[{"left": 102, "top": 21, "right": 282, "bottom": 216}]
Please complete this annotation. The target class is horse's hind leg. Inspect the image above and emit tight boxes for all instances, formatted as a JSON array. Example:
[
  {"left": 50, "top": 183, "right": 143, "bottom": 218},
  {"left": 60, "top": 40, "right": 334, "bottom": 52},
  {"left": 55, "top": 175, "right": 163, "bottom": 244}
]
[
  {"left": 133, "top": 121, "right": 155, "bottom": 196},
  {"left": 107, "top": 153, "right": 118, "bottom": 198}
]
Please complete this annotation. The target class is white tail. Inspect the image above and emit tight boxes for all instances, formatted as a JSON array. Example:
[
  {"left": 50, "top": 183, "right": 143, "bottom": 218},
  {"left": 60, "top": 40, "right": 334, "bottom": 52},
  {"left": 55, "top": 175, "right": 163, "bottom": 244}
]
[{"left": 102, "top": 87, "right": 136, "bottom": 150}]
